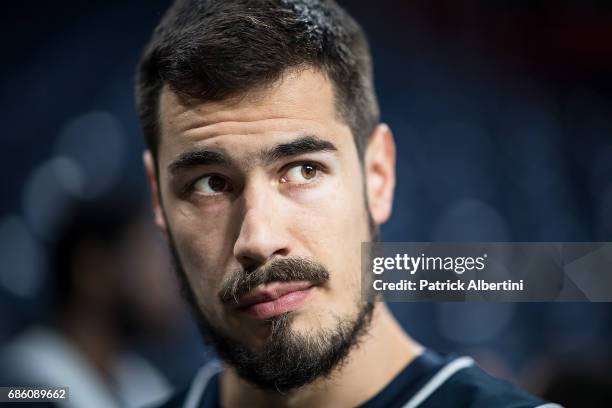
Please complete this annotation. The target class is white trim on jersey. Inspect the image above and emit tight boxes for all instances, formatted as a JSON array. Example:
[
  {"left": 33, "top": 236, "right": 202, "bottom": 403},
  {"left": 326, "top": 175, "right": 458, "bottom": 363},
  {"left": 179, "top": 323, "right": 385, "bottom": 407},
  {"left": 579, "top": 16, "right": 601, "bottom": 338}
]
[
  {"left": 184, "top": 360, "right": 221, "bottom": 408},
  {"left": 401, "top": 356, "right": 475, "bottom": 408},
  {"left": 182, "top": 356, "right": 563, "bottom": 408}
]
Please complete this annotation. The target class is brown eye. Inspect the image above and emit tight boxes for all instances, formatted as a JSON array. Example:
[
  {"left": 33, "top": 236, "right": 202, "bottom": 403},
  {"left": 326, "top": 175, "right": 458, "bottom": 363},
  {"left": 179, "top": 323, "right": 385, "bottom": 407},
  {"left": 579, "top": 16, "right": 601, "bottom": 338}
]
[
  {"left": 282, "top": 163, "right": 320, "bottom": 184},
  {"left": 301, "top": 164, "right": 316, "bottom": 180},
  {"left": 208, "top": 176, "right": 226, "bottom": 191},
  {"left": 193, "top": 175, "right": 230, "bottom": 194}
]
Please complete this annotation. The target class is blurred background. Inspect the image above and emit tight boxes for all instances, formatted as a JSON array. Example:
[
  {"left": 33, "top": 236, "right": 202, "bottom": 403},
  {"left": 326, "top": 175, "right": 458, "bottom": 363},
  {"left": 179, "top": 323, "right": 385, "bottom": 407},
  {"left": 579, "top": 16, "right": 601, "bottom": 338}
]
[{"left": 1, "top": 0, "right": 612, "bottom": 407}]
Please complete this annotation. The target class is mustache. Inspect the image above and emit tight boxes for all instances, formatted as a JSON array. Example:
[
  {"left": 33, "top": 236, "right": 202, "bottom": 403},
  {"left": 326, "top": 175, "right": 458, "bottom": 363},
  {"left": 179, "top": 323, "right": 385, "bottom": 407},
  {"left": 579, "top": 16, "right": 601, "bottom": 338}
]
[{"left": 218, "top": 257, "right": 330, "bottom": 305}]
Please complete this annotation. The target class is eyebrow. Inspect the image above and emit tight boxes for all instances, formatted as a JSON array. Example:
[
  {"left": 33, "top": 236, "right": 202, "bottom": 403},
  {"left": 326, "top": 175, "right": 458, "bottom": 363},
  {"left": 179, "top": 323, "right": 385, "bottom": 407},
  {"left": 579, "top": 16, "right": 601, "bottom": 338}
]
[
  {"left": 168, "top": 150, "right": 229, "bottom": 174},
  {"left": 168, "top": 135, "right": 337, "bottom": 175},
  {"left": 260, "top": 135, "right": 338, "bottom": 165}
]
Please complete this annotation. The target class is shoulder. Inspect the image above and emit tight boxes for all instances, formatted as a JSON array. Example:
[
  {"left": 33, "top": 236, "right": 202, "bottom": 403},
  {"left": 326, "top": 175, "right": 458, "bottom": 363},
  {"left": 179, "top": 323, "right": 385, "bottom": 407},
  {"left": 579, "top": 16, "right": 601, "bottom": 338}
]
[
  {"left": 157, "top": 388, "right": 189, "bottom": 408},
  {"left": 420, "top": 360, "right": 561, "bottom": 408},
  {"left": 155, "top": 361, "right": 222, "bottom": 408}
]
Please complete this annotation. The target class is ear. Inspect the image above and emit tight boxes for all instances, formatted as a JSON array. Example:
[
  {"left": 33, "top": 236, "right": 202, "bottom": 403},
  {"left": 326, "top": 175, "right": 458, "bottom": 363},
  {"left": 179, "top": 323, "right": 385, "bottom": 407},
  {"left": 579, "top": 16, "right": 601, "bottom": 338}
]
[
  {"left": 143, "top": 150, "right": 168, "bottom": 238},
  {"left": 364, "top": 123, "right": 396, "bottom": 225}
]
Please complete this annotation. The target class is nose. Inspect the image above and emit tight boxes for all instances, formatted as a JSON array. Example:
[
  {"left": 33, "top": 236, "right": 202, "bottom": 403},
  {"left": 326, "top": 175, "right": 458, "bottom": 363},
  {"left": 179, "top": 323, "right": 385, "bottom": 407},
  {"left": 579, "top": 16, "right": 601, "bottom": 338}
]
[{"left": 233, "top": 181, "right": 290, "bottom": 271}]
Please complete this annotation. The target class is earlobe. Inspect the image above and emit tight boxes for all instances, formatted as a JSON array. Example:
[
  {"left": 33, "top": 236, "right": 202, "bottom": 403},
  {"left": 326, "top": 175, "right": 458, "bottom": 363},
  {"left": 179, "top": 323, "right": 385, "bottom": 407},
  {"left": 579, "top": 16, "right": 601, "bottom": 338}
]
[
  {"left": 143, "top": 150, "right": 168, "bottom": 238},
  {"left": 365, "top": 123, "right": 396, "bottom": 226}
]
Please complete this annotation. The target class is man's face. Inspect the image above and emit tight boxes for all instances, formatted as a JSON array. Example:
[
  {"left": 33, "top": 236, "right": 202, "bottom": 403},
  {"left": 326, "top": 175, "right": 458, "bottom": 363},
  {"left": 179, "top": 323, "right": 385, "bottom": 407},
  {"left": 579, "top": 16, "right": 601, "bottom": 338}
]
[{"left": 145, "top": 67, "right": 395, "bottom": 389}]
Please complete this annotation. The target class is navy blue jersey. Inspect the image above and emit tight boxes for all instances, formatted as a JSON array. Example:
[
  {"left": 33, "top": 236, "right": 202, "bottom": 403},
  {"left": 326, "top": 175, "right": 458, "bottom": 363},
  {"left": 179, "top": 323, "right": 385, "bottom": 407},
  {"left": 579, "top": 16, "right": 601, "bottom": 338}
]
[{"left": 160, "top": 350, "right": 562, "bottom": 408}]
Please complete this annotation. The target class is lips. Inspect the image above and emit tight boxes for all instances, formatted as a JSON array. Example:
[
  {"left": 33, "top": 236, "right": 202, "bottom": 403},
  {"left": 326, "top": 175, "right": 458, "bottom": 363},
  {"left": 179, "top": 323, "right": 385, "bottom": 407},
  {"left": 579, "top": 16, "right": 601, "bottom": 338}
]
[{"left": 230, "top": 281, "right": 314, "bottom": 320}]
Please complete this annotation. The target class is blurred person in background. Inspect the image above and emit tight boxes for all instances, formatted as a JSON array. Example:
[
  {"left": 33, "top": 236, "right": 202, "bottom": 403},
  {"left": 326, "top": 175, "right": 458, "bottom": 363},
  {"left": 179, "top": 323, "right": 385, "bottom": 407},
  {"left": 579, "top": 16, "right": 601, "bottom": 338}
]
[
  {"left": 0, "top": 198, "right": 181, "bottom": 407},
  {"left": 135, "top": 1, "right": 562, "bottom": 407}
]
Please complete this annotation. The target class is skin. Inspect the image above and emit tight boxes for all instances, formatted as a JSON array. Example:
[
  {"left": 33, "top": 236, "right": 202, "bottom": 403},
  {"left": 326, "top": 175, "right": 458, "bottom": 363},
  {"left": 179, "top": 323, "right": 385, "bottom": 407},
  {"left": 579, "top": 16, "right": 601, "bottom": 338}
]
[{"left": 144, "top": 67, "right": 423, "bottom": 407}]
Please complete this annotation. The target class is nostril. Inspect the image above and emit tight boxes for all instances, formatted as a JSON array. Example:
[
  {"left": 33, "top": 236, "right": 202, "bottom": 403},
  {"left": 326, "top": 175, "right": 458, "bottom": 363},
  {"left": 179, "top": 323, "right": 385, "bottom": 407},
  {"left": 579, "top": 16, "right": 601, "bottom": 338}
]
[
  {"left": 236, "top": 254, "right": 265, "bottom": 274},
  {"left": 243, "top": 264, "right": 258, "bottom": 275},
  {"left": 273, "top": 248, "right": 290, "bottom": 257}
]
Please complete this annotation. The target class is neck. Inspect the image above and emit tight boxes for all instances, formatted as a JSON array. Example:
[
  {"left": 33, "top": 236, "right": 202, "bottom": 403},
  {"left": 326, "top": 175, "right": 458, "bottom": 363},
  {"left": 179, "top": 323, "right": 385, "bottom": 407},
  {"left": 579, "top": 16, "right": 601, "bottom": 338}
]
[{"left": 220, "top": 302, "right": 423, "bottom": 408}]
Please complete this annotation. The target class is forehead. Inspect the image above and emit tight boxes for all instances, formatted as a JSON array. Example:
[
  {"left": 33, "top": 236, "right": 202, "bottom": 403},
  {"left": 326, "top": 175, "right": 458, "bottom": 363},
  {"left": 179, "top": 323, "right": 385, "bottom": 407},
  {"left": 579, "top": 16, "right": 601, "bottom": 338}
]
[{"left": 157, "top": 68, "right": 349, "bottom": 164}]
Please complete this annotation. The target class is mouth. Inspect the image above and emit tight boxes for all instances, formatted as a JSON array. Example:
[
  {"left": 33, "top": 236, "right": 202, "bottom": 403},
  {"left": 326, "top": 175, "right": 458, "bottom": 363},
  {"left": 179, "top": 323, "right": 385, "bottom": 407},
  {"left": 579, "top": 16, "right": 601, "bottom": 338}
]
[{"left": 230, "top": 281, "right": 315, "bottom": 320}]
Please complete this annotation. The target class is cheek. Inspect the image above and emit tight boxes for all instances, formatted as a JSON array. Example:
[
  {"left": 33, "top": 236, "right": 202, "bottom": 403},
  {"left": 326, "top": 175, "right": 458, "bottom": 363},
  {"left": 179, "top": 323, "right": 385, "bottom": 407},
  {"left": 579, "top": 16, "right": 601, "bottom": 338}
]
[
  {"left": 169, "top": 204, "right": 236, "bottom": 300},
  {"left": 290, "top": 172, "right": 369, "bottom": 286}
]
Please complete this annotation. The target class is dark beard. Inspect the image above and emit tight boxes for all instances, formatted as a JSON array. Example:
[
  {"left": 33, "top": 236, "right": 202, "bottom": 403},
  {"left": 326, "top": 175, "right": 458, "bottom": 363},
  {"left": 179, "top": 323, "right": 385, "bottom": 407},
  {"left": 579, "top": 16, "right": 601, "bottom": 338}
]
[
  {"left": 203, "top": 296, "right": 374, "bottom": 392},
  {"left": 166, "top": 235, "right": 375, "bottom": 392}
]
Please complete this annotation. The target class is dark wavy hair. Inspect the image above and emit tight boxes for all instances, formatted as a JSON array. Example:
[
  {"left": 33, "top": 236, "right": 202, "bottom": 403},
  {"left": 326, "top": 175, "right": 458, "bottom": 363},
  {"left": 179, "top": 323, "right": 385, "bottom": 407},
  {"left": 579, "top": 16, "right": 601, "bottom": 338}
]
[{"left": 135, "top": 0, "right": 379, "bottom": 161}]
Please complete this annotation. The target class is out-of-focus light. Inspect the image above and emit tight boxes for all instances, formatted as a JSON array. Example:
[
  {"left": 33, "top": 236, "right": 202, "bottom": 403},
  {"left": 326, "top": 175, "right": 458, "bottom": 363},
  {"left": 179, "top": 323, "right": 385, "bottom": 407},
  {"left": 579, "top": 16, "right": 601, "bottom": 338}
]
[
  {"left": 416, "top": 121, "right": 497, "bottom": 202},
  {"left": 590, "top": 144, "right": 612, "bottom": 198},
  {"left": 565, "top": 88, "right": 612, "bottom": 174},
  {"left": 432, "top": 198, "right": 510, "bottom": 241},
  {"left": 598, "top": 185, "right": 612, "bottom": 241},
  {"left": 436, "top": 303, "right": 515, "bottom": 345},
  {"left": 547, "top": 304, "right": 608, "bottom": 352},
  {"left": 52, "top": 156, "right": 85, "bottom": 197},
  {"left": 54, "top": 110, "right": 126, "bottom": 199},
  {"left": 0, "top": 216, "right": 45, "bottom": 299},
  {"left": 22, "top": 157, "right": 83, "bottom": 241},
  {"left": 498, "top": 100, "right": 563, "bottom": 176}
]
